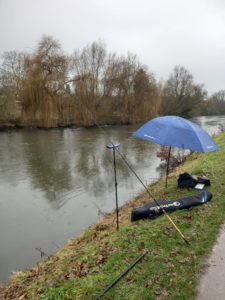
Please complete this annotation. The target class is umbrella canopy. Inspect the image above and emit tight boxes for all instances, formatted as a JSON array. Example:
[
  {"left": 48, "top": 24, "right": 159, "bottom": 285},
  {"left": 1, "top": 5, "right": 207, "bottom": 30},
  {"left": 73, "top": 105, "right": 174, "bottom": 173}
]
[
  {"left": 133, "top": 116, "right": 219, "bottom": 187},
  {"left": 133, "top": 116, "right": 219, "bottom": 153}
]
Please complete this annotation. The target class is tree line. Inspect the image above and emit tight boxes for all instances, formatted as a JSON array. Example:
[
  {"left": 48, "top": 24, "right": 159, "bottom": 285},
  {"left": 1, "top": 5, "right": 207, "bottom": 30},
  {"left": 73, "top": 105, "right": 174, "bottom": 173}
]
[{"left": 0, "top": 36, "right": 224, "bottom": 128}]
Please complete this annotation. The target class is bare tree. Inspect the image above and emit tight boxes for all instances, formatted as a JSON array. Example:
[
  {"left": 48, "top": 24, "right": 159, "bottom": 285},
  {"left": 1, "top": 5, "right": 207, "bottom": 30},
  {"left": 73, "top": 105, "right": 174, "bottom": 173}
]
[
  {"left": 0, "top": 51, "right": 26, "bottom": 92},
  {"left": 102, "top": 53, "right": 139, "bottom": 123},
  {"left": 71, "top": 43, "right": 161, "bottom": 125},
  {"left": 0, "top": 51, "right": 26, "bottom": 122},
  {"left": 161, "top": 65, "right": 206, "bottom": 117},
  {"left": 201, "top": 90, "right": 225, "bottom": 115},
  {"left": 71, "top": 40, "right": 107, "bottom": 126}
]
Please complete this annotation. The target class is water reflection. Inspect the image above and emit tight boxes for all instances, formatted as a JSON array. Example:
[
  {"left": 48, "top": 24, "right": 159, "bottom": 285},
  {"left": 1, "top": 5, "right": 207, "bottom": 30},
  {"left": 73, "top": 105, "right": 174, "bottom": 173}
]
[
  {"left": 0, "top": 116, "right": 225, "bottom": 283},
  {"left": 22, "top": 131, "right": 75, "bottom": 209},
  {"left": 17, "top": 126, "right": 161, "bottom": 209}
]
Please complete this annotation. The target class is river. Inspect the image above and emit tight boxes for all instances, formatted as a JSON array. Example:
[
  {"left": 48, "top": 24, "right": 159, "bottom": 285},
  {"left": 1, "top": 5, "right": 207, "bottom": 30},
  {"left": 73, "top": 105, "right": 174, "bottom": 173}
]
[{"left": 0, "top": 115, "right": 225, "bottom": 283}]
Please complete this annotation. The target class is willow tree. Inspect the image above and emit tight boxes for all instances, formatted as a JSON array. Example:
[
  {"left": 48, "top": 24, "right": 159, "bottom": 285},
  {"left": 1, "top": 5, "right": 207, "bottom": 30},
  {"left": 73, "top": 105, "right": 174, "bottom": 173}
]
[
  {"left": 110, "top": 53, "right": 139, "bottom": 124},
  {"left": 21, "top": 36, "right": 69, "bottom": 127},
  {"left": 133, "top": 68, "right": 160, "bottom": 122}
]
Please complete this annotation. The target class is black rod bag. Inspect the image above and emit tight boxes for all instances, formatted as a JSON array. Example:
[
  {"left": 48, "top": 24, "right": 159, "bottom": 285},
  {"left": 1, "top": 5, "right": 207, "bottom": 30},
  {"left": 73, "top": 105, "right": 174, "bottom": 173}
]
[{"left": 131, "top": 191, "right": 212, "bottom": 222}]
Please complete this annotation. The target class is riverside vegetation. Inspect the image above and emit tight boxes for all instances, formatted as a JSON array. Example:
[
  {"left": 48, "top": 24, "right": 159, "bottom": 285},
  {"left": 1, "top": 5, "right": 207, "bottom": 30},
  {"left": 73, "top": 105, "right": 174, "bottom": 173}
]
[
  {"left": 0, "top": 131, "right": 225, "bottom": 299},
  {"left": 1, "top": 36, "right": 225, "bottom": 129}
]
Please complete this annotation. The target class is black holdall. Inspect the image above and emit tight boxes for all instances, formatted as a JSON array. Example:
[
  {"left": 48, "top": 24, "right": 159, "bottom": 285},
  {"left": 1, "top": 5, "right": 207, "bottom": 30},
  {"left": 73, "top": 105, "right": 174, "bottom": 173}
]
[
  {"left": 177, "top": 172, "right": 210, "bottom": 189},
  {"left": 131, "top": 191, "right": 212, "bottom": 221}
]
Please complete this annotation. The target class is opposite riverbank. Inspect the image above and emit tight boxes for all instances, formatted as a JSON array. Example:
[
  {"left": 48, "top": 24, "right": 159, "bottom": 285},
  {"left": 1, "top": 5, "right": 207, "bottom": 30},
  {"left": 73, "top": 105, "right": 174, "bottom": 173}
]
[{"left": 1, "top": 132, "right": 225, "bottom": 299}]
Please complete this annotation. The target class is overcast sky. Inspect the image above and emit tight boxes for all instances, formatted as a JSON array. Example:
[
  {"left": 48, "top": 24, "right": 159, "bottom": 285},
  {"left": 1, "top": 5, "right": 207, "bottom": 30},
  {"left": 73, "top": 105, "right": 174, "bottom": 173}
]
[{"left": 0, "top": 0, "right": 225, "bottom": 94}]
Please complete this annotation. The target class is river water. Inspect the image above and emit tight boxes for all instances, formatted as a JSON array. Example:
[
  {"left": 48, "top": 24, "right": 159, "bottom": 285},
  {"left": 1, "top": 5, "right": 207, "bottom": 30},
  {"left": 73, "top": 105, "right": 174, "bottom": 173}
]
[{"left": 0, "top": 116, "right": 225, "bottom": 283}]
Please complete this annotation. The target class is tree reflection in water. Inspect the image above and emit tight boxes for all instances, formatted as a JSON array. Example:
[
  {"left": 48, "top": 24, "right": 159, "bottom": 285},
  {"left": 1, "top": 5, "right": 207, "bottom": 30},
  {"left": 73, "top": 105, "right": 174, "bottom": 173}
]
[{"left": 17, "top": 126, "right": 161, "bottom": 209}]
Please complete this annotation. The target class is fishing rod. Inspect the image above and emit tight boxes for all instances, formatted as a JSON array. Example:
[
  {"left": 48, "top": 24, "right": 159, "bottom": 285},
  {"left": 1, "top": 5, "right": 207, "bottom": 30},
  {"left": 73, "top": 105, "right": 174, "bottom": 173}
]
[
  {"left": 95, "top": 251, "right": 147, "bottom": 299},
  {"left": 117, "top": 150, "right": 189, "bottom": 244},
  {"left": 74, "top": 92, "right": 189, "bottom": 244}
]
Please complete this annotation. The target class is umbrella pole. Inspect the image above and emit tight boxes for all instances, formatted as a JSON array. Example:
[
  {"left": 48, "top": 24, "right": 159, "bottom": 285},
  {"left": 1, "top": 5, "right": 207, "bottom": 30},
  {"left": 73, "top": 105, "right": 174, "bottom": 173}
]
[{"left": 165, "top": 146, "right": 171, "bottom": 188}]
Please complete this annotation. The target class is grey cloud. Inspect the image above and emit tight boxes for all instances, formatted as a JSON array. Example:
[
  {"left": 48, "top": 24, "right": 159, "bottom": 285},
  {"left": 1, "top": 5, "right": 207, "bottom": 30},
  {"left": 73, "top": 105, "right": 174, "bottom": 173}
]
[{"left": 0, "top": 0, "right": 224, "bottom": 94}]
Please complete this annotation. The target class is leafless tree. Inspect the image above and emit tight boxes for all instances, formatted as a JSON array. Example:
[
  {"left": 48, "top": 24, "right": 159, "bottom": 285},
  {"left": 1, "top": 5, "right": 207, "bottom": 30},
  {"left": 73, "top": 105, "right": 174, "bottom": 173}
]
[
  {"left": 161, "top": 65, "right": 206, "bottom": 117},
  {"left": 201, "top": 90, "right": 225, "bottom": 115},
  {"left": 0, "top": 51, "right": 26, "bottom": 121}
]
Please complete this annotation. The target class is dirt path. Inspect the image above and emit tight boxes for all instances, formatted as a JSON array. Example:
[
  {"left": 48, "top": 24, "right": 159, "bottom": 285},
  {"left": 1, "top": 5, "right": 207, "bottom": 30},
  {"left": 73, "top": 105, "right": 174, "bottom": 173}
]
[{"left": 197, "top": 223, "right": 225, "bottom": 300}]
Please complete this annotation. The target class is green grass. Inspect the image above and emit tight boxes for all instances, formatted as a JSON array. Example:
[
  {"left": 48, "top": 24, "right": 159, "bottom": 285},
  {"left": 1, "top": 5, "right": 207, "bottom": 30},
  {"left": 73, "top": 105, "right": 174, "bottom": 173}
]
[{"left": 1, "top": 132, "right": 225, "bottom": 300}]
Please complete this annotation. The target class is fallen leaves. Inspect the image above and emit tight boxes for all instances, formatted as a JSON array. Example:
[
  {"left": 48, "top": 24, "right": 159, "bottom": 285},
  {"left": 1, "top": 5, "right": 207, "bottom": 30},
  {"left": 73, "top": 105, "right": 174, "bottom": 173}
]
[{"left": 155, "top": 288, "right": 169, "bottom": 299}]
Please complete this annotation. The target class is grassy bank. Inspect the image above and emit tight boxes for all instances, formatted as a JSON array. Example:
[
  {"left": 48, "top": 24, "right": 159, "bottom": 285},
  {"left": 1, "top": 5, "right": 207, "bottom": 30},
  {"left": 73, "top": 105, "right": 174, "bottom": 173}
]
[{"left": 1, "top": 132, "right": 225, "bottom": 300}]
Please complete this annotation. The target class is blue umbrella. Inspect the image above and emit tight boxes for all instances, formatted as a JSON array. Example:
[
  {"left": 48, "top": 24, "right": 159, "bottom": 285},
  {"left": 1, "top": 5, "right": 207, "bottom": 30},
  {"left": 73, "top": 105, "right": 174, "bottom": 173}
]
[{"left": 133, "top": 116, "right": 219, "bottom": 187}]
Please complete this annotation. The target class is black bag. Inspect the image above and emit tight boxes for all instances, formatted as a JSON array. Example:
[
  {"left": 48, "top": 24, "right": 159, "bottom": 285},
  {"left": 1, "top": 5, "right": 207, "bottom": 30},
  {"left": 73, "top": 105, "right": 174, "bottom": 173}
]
[
  {"left": 131, "top": 191, "right": 212, "bottom": 221},
  {"left": 177, "top": 172, "right": 210, "bottom": 189}
]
